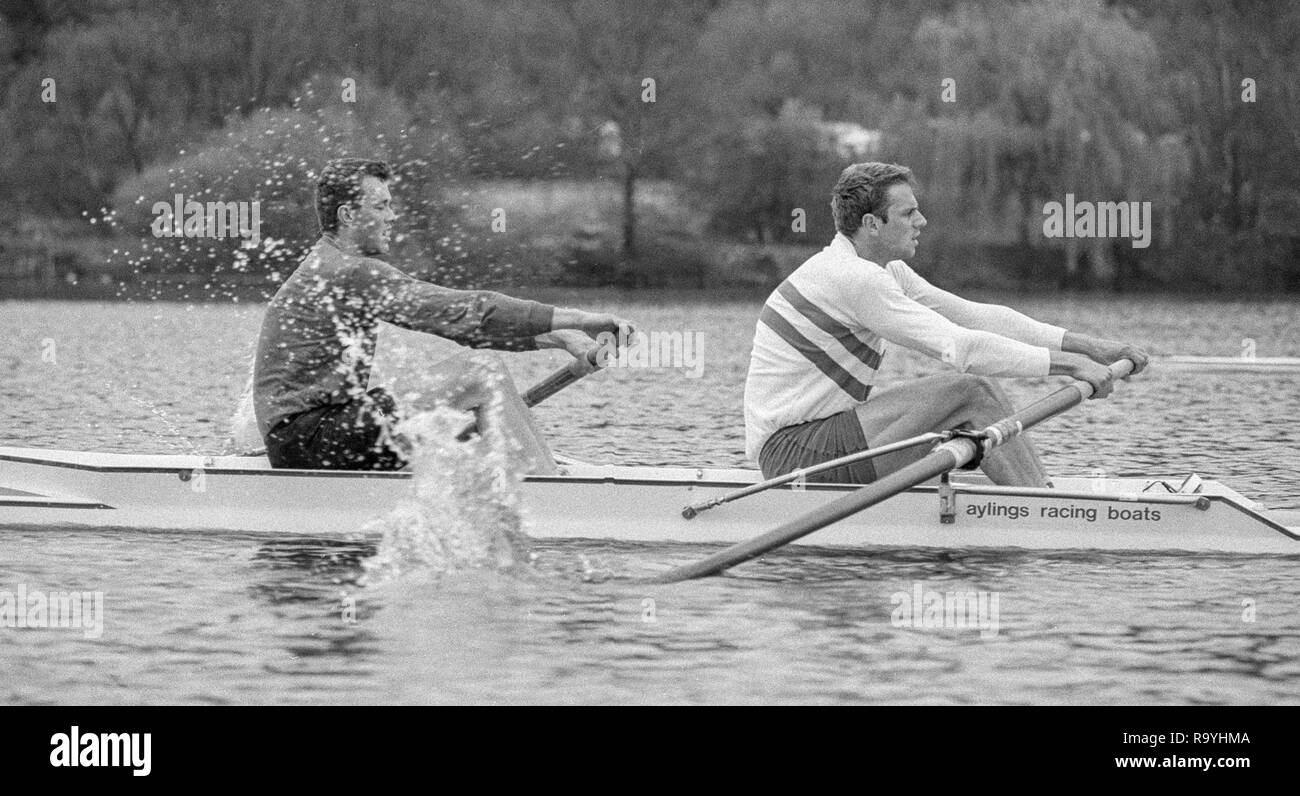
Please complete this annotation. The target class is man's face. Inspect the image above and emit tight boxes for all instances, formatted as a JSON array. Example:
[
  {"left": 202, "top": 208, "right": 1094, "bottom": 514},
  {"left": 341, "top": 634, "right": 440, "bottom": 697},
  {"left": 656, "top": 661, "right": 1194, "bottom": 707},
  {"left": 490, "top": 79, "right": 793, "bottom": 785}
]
[
  {"left": 345, "top": 175, "right": 397, "bottom": 255},
  {"left": 867, "top": 183, "right": 926, "bottom": 260}
]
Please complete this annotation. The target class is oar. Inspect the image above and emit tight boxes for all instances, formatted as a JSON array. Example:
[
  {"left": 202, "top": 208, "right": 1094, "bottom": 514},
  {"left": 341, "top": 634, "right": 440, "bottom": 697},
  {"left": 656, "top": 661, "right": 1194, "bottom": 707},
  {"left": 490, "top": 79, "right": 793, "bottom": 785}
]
[
  {"left": 1152, "top": 355, "right": 1300, "bottom": 373},
  {"left": 649, "top": 359, "right": 1135, "bottom": 583},
  {"left": 682, "top": 431, "right": 950, "bottom": 519},
  {"left": 456, "top": 349, "right": 601, "bottom": 440}
]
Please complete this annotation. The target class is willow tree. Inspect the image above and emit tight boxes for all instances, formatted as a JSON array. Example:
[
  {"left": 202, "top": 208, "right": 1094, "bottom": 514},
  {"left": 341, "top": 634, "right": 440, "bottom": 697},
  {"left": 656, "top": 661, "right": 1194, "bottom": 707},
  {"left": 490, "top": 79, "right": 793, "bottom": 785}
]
[
  {"left": 1124, "top": 0, "right": 1300, "bottom": 290},
  {"left": 915, "top": 0, "right": 1177, "bottom": 285}
]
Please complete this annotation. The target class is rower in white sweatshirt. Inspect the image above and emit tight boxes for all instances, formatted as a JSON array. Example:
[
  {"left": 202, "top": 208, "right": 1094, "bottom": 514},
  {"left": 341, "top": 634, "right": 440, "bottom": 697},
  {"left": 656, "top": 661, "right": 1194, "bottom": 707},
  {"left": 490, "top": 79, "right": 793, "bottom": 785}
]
[{"left": 743, "top": 162, "right": 1149, "bottom": 487}]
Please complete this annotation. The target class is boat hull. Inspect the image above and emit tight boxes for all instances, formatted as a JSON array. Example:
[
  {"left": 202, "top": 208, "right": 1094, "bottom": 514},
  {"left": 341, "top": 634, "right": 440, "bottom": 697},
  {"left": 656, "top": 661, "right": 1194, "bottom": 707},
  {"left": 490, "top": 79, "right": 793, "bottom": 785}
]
[{"left": 1, "top": 448, "right": 1297, "bottom": 554}]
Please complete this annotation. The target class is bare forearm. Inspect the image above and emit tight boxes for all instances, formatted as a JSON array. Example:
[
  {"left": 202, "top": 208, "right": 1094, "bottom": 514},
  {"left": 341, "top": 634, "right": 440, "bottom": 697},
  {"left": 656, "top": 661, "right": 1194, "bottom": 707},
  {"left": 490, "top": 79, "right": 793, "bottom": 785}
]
[
  {"left": 1049, "top": 349, "right": 1092, "bottom": 377},
  {"left": 549, "top": 308, "right": 630, "bottom": 338},
  {"left": 536, "top": 309, "right": 633, "bottom": 369},
  {"left": 1062, "top": 331, "right": 1100, "bottom": 360},
  {"left": 549, "top": 308, "right": 586, "bottom": 331}
]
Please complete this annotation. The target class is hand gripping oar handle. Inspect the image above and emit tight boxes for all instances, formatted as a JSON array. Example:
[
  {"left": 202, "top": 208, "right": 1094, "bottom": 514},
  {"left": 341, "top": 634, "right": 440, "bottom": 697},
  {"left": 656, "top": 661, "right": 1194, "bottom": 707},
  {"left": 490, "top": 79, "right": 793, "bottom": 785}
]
[
  {"left": 649, "top": 359, "right": 1134, "bottom": 583},
  {"left": 456, "top": 349, "right": 602, "bottom": 441}
]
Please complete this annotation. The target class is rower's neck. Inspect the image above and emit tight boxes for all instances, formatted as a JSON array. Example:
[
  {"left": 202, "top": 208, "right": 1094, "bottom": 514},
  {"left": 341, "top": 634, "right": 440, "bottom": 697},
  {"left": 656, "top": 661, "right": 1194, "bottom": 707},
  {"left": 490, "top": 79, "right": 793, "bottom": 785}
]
[
  {"left": 844, "top": 233, "right": 889, "bottom": 266},
  {"left": 322, "top": 231, "right": 364, "bottom": 257}
]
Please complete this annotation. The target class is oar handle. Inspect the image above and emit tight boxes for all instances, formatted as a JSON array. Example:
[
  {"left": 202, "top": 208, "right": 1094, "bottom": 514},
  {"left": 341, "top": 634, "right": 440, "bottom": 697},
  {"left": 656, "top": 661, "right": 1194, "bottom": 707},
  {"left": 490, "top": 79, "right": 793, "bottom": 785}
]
[{"left": 522, "top": 349, "right": 602, "bottom": 408}]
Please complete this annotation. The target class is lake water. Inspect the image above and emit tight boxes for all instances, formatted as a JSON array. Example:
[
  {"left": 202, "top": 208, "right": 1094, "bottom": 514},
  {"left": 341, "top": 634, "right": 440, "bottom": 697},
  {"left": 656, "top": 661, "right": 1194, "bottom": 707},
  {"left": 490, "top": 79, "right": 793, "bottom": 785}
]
[{"left": 1, "top": 292, "right": 1298, "bottom": 704}]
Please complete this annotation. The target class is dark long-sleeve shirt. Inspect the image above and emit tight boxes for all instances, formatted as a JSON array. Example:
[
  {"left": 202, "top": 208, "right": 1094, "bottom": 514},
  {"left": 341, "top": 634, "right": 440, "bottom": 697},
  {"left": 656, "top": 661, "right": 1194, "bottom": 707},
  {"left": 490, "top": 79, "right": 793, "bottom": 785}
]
[{"left": 253, "top": 236, "right": 555, "bottom": 437}]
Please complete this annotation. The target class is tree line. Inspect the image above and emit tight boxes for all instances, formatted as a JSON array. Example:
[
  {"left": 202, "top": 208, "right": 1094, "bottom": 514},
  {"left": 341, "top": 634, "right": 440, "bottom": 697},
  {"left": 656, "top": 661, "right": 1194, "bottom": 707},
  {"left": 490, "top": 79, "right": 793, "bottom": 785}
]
[{"left": 1, "top": 0, "right": 1296, "bottom": 292}]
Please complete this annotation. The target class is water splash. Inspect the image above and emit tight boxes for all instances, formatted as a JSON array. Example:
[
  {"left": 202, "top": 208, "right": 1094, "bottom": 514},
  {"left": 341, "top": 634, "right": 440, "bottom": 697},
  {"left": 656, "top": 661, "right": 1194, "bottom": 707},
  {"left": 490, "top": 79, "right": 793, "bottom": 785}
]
[
  {"left": 360, "top": 403, "right": 531, "bottom": 586},
  {"left": 223, "top": 358, "right": 264, "bottom": 455},
  {"left": 105, "top": 379, "right": 204, "bottom": 455}
]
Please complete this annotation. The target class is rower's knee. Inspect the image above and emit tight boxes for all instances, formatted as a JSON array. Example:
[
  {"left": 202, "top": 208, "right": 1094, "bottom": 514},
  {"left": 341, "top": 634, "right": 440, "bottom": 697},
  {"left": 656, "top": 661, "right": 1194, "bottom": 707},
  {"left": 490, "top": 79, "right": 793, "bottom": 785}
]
[{"left": 953, "top": 373, "right": 1011, "bottom": 412}]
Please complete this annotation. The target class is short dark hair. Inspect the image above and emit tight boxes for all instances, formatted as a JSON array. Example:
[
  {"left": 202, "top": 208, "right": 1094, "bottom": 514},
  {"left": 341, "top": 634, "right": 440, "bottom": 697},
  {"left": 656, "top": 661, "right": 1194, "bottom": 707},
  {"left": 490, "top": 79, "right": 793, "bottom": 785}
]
[
  {"left": 831, "top": 162, "right": 915, "bottom": 236},
  {"left": 315, "top": 158, "right": 393, "bottom": 233}
]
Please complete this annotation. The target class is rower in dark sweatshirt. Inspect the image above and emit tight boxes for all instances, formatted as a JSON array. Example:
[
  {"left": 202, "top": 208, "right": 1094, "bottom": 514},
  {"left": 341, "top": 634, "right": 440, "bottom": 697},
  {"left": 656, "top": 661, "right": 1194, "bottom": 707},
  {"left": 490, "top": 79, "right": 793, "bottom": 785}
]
[{"left": 254, "top": 158, "right": 630, "bottom": 470}]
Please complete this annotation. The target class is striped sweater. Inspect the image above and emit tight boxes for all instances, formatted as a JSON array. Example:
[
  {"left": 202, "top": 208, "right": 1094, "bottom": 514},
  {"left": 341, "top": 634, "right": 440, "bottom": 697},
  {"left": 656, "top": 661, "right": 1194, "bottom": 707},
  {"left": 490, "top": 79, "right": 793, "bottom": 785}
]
[{"left": 743, "top": 234, "right": 1066, "bottom": 461}]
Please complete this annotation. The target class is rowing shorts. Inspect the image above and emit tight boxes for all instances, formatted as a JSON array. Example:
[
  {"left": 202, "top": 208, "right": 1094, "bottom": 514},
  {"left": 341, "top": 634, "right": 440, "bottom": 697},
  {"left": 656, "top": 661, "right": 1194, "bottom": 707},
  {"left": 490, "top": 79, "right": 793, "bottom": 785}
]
[
  {"left": 265, "top": 387, "right": 408, "bottom": 470},
  {"left": 758, "top": 407, "right": 877, "bottom": 485}
]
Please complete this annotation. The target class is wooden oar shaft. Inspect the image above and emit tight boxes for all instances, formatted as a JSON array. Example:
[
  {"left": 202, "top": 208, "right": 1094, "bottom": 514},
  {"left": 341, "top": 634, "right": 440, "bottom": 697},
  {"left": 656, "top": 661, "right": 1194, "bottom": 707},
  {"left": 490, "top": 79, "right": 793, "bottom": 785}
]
[{"left": 649, "top": 359, "right": 1134, "bottom": 583}]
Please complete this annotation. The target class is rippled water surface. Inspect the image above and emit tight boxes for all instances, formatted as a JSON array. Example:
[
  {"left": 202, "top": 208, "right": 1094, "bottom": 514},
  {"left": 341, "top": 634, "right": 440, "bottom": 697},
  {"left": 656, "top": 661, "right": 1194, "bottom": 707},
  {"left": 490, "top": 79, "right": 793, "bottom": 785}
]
[{"left": 2, "top": 293, "right": 1298, "bottom": 704}]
